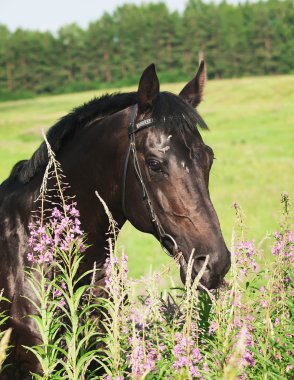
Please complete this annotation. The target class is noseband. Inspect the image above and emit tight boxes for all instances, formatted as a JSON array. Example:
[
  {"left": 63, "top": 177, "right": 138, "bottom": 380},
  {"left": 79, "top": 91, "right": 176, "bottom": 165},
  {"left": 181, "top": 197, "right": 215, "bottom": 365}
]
[{"left": 122, "top": 104, "right": 179, "bottom": 257}]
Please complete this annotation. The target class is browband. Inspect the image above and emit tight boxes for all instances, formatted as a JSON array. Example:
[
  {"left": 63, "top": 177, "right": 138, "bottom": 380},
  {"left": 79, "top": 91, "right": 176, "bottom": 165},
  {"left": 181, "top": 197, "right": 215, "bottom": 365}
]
[
  {"left": 128, "top": 108, "right": 208, "bottom": 135},
  {"left": 128, "top": 120, "right": 156, "bottom": 135}
]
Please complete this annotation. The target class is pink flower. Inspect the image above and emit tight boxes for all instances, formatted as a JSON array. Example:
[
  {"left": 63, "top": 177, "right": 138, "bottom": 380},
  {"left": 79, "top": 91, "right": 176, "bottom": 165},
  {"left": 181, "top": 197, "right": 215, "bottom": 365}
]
[
  {"left": 51, "top": 207, "right": 62, "bottom": 219},
  {"left": 208, "top": 320, "right": 219, "bottom": 335},
  {"left": 69, "top": 206, "right": 80, "bottom": 217},
  {"left": 53, "top": 289, "right": 62, "bottom": 298},
  {"left": 59, "top": 298, "right": 66, "bottom": 307},
  {"left": 173, "top": 355, "right": 189, "bottom": 369},
  {"left": 260, "top": 286, "right": 266, "bottom": 293},
  {"left": 235, "top": 240, "right": 257, "bottom": 276},
  {"left": 191, "top": 348, "right": 202, "bottom": 363},
  {"left": 27, "top": 253, "right": 35, "bottom": 262},
  {"left": 243, "top": 350, "right": 255, "bottom": 366},
  {"left": 189, "top": 364, "right": 201, "bottom": 377}
]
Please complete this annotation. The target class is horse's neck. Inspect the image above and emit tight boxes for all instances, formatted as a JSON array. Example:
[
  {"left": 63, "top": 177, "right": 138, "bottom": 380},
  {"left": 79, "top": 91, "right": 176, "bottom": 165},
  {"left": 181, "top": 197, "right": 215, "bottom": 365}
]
[{"left": 59, "top": 109, "right": 130, "bottom": 269}]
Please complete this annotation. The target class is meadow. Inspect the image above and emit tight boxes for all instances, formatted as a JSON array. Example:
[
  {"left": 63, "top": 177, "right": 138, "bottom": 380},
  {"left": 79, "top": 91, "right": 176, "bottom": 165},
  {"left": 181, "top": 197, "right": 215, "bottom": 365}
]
[
  {"left": 0, "top": 75, "right": 293, "bottom": 379},
  {"left": 0, "top": 75, "right": 293, "bottom": 277}
]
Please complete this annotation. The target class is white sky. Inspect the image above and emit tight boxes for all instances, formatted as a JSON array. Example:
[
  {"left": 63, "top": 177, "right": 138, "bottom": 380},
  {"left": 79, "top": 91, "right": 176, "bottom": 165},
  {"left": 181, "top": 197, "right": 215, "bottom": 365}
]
[
  {"left": 0, "top": 0, "right": 189, "bottom": 32},
  {"left": 0, "top": 0, "right": 241, "bottom": 32}
]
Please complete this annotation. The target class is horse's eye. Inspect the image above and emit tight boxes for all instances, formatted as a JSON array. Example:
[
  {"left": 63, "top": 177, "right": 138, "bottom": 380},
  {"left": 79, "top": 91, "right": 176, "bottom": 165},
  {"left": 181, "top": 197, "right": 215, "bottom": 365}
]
[{"left": 147, "top": 159, "right": 162, "bottom": 172}]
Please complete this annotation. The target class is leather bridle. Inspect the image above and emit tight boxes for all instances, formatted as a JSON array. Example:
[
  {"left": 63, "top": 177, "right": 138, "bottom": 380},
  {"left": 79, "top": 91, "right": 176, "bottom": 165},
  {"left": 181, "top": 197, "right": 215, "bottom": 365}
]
[{"left": 121, "top": 104, "right": 179, "bottom": 257}]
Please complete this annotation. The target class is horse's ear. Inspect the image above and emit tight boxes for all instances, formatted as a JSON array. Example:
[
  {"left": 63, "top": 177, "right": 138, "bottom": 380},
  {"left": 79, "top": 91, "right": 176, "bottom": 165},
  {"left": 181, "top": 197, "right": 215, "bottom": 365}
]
[
  {"left": 179, "top": 60, "right": 206, "bottom": 108},
  {"left": 138, "top": 63, "right": 160, "bottom": 112}
]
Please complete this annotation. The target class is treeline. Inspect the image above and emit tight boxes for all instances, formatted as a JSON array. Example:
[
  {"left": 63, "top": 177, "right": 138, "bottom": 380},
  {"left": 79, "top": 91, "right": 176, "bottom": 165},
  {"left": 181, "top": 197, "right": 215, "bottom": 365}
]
[{"left": 0, "top": 0, "right": 293, "bottom": 100}]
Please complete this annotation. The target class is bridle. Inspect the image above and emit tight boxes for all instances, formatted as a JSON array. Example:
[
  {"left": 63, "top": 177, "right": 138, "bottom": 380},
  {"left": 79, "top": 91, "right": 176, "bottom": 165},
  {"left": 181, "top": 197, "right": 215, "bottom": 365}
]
[{"left": 121, "top": 104, "right": 179, "bottom": 257}]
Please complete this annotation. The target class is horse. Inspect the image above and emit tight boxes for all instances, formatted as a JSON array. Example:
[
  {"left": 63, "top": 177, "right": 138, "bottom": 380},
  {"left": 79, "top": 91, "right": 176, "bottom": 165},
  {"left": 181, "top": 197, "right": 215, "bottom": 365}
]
[{"left": 0, "top": 61, "right": 231, "bottom": 378}]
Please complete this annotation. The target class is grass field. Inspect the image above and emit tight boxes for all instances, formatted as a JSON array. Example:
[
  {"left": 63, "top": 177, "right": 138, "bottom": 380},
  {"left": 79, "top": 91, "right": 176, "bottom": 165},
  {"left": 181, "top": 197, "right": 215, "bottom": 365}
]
[{"left": 0, "top": 75, "right": 293, "bottom": 278}]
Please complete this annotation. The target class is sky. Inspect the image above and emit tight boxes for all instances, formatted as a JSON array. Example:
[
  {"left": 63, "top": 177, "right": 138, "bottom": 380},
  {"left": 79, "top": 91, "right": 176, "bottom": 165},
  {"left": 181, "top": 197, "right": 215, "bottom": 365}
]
[{"left": 0, "top": 0, "right": 189, "bottom": 33}]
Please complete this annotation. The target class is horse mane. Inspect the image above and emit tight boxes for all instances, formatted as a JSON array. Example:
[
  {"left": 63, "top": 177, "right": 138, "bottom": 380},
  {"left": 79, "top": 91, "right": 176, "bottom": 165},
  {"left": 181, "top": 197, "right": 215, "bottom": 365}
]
[
  {"left": 7, "top": 92, "right": 137, "bottom": 184},
  {"left": 5, "top": 90, "right": 207, "bottom": 185}
]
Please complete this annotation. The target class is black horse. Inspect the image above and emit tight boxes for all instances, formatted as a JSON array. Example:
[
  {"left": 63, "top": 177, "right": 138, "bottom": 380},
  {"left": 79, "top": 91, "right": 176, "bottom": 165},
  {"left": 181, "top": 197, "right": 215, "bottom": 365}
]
[{"left": 0, "top": 61, "right": 230, "bottom": 378}]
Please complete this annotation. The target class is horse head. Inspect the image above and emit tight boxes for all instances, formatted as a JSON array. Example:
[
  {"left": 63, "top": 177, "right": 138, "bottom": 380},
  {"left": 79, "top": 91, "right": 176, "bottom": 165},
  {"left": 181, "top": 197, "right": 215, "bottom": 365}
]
[{"left": 123, "top": 62, "right": 231, "bottom": 289}]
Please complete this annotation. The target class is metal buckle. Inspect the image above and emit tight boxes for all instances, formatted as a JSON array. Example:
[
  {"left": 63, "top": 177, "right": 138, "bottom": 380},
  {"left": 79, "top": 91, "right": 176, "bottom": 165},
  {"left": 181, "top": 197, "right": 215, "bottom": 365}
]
[{"left": 161, "top": 233, "right": 179, "bottom": 257}]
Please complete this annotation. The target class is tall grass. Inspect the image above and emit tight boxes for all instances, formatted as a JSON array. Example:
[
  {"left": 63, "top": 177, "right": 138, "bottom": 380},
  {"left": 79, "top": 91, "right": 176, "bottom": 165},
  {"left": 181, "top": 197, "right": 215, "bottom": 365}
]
[
  {"left": 0, "top": 145, "right": 293, "bottom": 379},
  {"left": 0, "top": 293, "right": 11, "bottom": 373}
]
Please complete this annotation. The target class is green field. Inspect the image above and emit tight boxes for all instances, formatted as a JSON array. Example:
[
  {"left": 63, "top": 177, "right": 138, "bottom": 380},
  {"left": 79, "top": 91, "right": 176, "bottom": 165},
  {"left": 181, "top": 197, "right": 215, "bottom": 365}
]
[{"left": 0, "top": 75, "right": 293, "bottom": 278}]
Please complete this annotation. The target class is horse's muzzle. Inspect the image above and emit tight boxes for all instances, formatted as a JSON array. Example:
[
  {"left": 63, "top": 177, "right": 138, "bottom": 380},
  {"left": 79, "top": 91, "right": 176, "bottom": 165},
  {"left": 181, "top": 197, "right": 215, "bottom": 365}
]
[{"left": 179, "top": 248, "right": 231, "bottom": 290}]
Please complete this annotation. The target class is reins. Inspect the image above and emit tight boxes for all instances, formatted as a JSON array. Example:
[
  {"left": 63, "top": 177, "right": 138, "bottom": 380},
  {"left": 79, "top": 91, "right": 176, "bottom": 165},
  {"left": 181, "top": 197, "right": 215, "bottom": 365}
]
[{"left": 122, "top": 104, "right": 179, "bottom": 257}]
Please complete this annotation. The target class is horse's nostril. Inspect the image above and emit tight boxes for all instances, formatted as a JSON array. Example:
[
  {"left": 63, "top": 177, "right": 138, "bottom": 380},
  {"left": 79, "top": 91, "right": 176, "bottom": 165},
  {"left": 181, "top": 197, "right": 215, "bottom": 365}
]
[{"left": 194, "top": 255, "right": 211, "bottom": 271}]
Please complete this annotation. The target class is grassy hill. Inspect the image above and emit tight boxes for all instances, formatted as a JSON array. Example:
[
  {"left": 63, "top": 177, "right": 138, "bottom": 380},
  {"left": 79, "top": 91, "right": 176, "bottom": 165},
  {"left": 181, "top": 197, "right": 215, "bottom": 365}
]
[{"left": 0, "top": 75, "right": 293, "bottom": 278}]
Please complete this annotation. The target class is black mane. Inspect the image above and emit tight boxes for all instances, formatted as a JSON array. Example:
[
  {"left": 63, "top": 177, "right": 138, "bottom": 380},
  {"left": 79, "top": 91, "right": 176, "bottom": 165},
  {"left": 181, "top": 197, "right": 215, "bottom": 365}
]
[
  {"left": 4, "top": 91, "right": 207, "bottom": 185},
  {"left": 6, "top": 92, "right": 137, "bottom": 184}
]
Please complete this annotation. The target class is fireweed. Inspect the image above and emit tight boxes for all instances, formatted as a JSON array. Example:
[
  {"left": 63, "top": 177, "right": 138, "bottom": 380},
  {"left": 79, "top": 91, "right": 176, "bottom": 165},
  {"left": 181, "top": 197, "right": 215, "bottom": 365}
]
[
  {"left": 98, "top": 198, "right": 293, "bottom": 379},
  {"left": 1, "top": 138, "right": 292, "bottom": 379},
  {"left": 23, "top": 137, "right": 101, "bottom": 380}
]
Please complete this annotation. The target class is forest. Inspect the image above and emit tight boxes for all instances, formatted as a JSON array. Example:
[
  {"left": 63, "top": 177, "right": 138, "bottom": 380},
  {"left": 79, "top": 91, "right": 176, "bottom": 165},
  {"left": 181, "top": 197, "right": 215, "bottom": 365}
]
[{"left": 0, "top": 0, "right": 293, "bottom": 100}]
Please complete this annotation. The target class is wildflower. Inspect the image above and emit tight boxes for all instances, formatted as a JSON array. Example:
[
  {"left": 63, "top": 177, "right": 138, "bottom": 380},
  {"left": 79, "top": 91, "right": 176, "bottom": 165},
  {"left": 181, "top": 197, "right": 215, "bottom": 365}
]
[
  {"left": 51, "top": 207, "right": 62, "bottom": 219},
  {"left": 260, "top": 286, "right": 266, "bottom": 293},
  {"left": 191, "top": 348, "right": 202, "bottom": 363},
  {"left": 122, "top": 252, "right": 128, "bottom": 274},
  {"left": 78, "top": 240, "right": 85, "bottom": 252},
  {"left": 173, "top": 355, "right": 189, "bottom": 369},
  {"left": 28, "top": 222, "right": 34, "bottom": 230},
  {"left": 53, "top": 289, "right": 62, "bottom": 298},
  {"left": 233, "top": 291, "right": 242, "bottom": 308},
  {"left": 59, "top": 298, "right": 66, "bottom": 307},
  {"left": 172, "top": 332, "right": 205, "bottom": 376},
  {"left": 143, "top": 351, "right": 156, "bottom": 372},
  {"left": 272, "top": 230, "right": 294, "bottom": 262},
  {"left": 27, "top": 202, "right": 85, "bottom": 266},
  {"left": 159, "top": 343, "right": 166, "bottom": 351},
  {"left": 129, "top": 338, "right": 144, "bottom": 378},
  {"left": 189, "top": 364, "right": 200, "bottom": 377},
  {"left": 60, "top": 216, "right": 70, "bottom": 228},
  {"left": 233, "top": 315, "right": 243, "bottom": 328},
  {"left": 243, "top": 350, "right": 255, "bottom": 366},
  {"left": 235, "top": 240, "right": 257, "bottom": 277},
  {"left": 27, "top": 253, "right": 35, "bottom": 262},
  {"left": 69, "top": 205, "right": 80, "bottom": 217},
  {"left": 208, "top": 320, "right": 218, "bottom": 335},
  {"left": 202, "top": 362, "right": 209, "bottom": 372},
  {"left": 261, "top": 300, "right": 269, "bottom": 308}
]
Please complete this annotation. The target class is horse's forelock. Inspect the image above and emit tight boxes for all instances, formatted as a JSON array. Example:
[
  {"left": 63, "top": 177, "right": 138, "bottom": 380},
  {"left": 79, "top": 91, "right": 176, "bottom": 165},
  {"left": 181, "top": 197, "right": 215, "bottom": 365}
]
[{"left": 152, "top": 92, "right": 209, "bottom": 133}]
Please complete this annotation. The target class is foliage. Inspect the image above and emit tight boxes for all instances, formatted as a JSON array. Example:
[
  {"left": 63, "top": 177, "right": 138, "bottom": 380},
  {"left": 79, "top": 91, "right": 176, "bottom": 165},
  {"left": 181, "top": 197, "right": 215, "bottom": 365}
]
[
  {"left": 21, "top": 137, "right": 101, "bottom": 379},
  {"left": 95, "top": 194, "right": 293, "bottom": 379},
  {"left": 0, "top": 0, "right": 294, "bottom": 100},
  {"left": 0, "top": 294, "right": 11, "bottom": 372}
]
